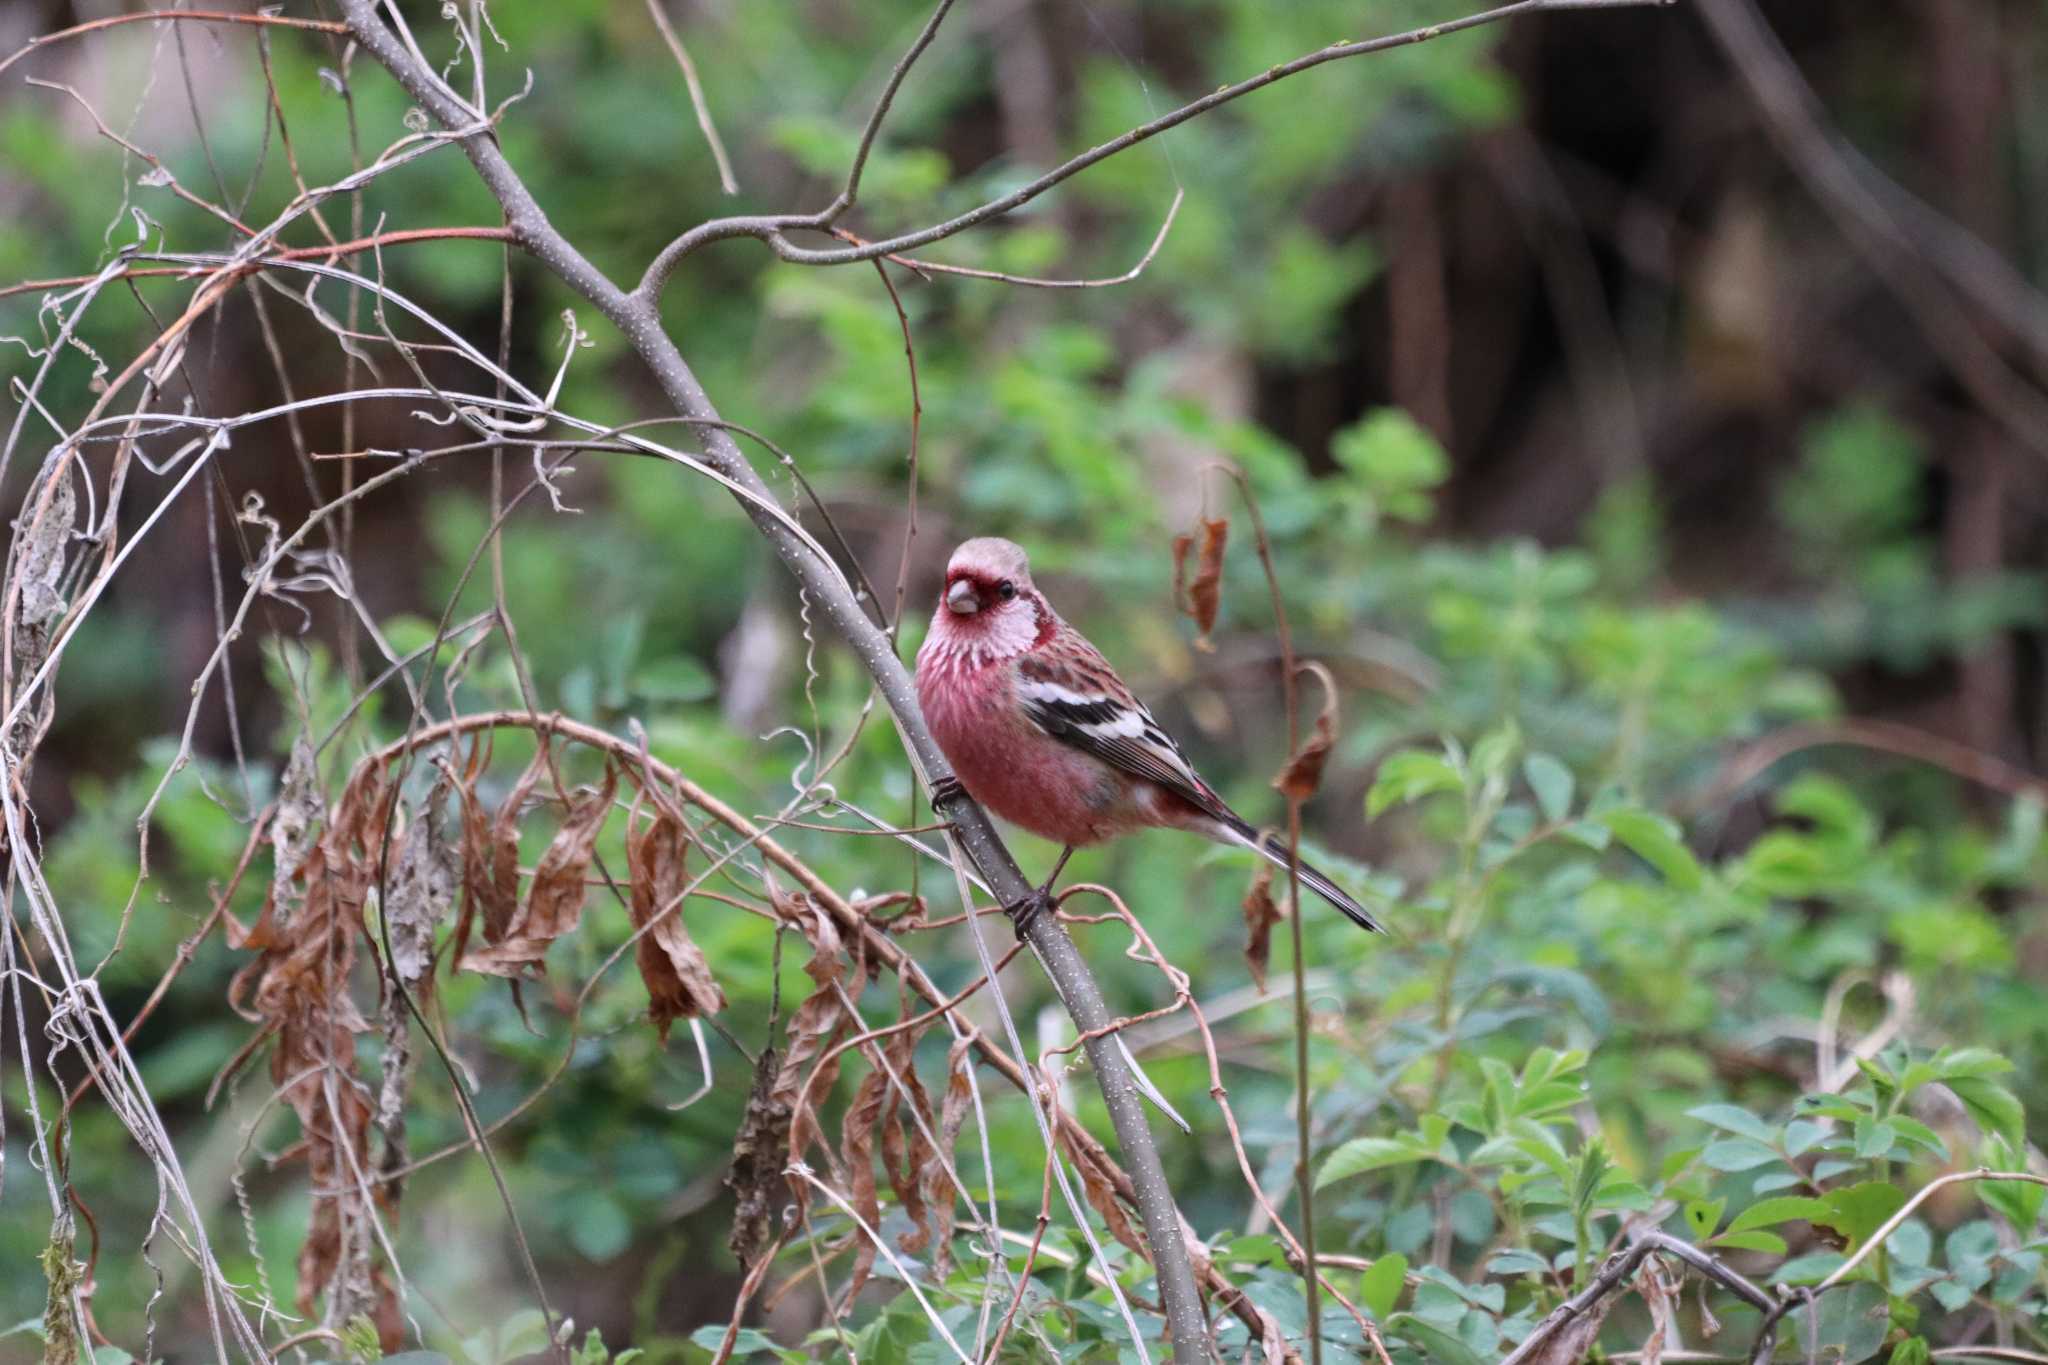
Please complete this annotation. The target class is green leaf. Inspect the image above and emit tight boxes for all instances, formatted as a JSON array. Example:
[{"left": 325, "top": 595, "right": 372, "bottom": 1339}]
[
  {"left": 1816, "top": 1182, "right": 1909, "bottom": 1250},
  {"left": 1790, "top": 1279, "right": 1889, "bottom": 1364},
  {"left": 1471, "top": 721, "right": 1522, "bottom": 783},
  {"left": 1946, "top": 1076, "right": 2025, "bottom": 1146},
  {"left": 1360, "top": 1253, "right": 1408, "bottom": 1320},
  {"left": 1887, "top": 1116, "right": 1949, "bottom": 1159},
  {"left": 1385, "top": 1314, "right": 1487, "bottom": 1365},
  {"left": 1560, "top": 819, "right": 1613, "bottom": 850},
  {"left": 1682, "top": 1198, "right": 1725, "bottom": 1239},
  {"left": 1511, "top": 1133, "right": 1575, "bottom": 1188},
  {"left": 1522, "top": 753, "right": 1574, "bottom": 824},
  {"left": 1854, "top": 1118, "right": 1897, "bottom": 1159},
  {"left": 687, "top": 1326, "right": 791, "bottom": 1361},
  {"left": 1795, "top": 1095, "right": 1865, "bottom": 1123},
  {"left": 1316, "top": 1138, "right": 1427, "bottom": 1190},
  {"left": 1223, "top": 1234, "right": 1287, "bottom": 1268},
  {"left": 1487, "top": 1249, "right": 1550, "bottom": 1276},
  {"left": 1979, "top": 1134, "right": 2048, "bottom": 1237},
  {"left": 1775, "top": 1251, "right": 1848, "bottom": 1285},
  {"left": 1600, "top": 808, "right": 1704, "bottom": 890},
  {"left": 1571, "top": 1140, "right": 1613, "bottom": 1218},
  {"left": 1855, "top": 1056, "right": 1898, "bottom": 1106},
  {"left": 1712, "top": 1229, "right": 1788, "bottom": 1255},
  {"left": 1686, "top": 1103, "right": 1776, "bottom": 1144},
  {"left": 1367, "top": 749, "right": 1464, "bottom": 818},
  {"left": 1701, "top": 1139, "right": 1780, "bottom": 1172},
  {"left": 1724, "top": 1196, "right": 1830, "bottom": 1236},
  {"left": 1892, "top": 1339, "right": 1932, "bottom": 1365},
  {"left": 1659, "top": 1146, "right": 1703, "bottom": 1183}
]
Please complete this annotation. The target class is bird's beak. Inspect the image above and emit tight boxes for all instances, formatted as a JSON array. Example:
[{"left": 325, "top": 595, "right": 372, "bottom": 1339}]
[{"left": 944, "top": 578, "right": 982, "bottom": 615}]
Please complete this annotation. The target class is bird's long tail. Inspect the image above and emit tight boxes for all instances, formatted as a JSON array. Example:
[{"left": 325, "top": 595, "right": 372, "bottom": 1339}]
[{"left": 1219, "top": 819, "right": 1384, "bottom": 934}]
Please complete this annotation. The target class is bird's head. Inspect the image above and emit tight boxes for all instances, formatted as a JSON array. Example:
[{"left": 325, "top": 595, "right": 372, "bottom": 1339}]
[{"left": 926, "top": 537, "right": 1048, "bottom": 661}]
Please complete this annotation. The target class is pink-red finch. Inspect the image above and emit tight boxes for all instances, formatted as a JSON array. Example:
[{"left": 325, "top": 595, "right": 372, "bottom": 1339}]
[{"left": 915, "top": 536, "right": 1382, "bottom": 936}]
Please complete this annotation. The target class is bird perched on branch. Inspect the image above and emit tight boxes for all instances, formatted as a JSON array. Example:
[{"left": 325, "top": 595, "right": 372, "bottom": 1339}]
[{"left": 914, "top": 536, "right": 1382, "bottom": 939}]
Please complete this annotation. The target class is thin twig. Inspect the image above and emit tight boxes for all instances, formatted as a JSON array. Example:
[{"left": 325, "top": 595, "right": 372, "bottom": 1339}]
[
  {"left": 831, "top": 187, "right": 1184, "bottom": 290},
  {"left": 0, "top": 10, "right": 347, "bottom": 82},
  {"left": 1685, "top": 717, "right": 2048, "bottom": 817},
  {"left": 859, "top": 252, "right": 923, "bottom": 642},
  {"left": 1214, "top": 460, "right": 1329, "bottom": 1358},
  {"left": 642, "top": 0, "right": 738, "bottom": 194},
  {"left": 827, "top": 0, "right": 961, "bottom": 221}
]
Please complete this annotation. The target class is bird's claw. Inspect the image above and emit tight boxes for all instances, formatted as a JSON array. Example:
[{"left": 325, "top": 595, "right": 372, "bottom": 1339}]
[
  {"left": 1004, "top": 887, "right": 1055, "bottom": 942},
  {"left": 930, "top": 774, "right": 964, "bottom": 807}
]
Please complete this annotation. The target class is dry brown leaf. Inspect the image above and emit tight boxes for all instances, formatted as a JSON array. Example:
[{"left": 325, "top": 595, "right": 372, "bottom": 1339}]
[
  {"left": 1259, "top": 1304, "right": 1287, "bottom": 1365},
  {"left": 627, "top": 811, "right": 725, "bottom": 1036},
  {"left": 268, "top": 734, "right": 323, "bottom": 921},
  {"left": 772, "top": 890, "right": 855, "bottom": 1165},
  {"left": 1636, "top": 1259, "right": 1674, "bottom": 1365},
  {"left": 1272, "top": 660, "right": 1339, "bottom": 803},
  {"left": 522, "top": 762, "right": 617, "bottom": 936},
  {"left": 461, "top": 761, "right": 616, "bottom": 977},
  {"left": 1241, "top": 860, "right": 1284, "bottom": 993},
  {"left": 385, "top": 783, "right": 456, "bottom": 988},
  {"left": 1523, "top": 1293, "right": 1618, "bottom": 1365},
  {"left": 1059, "top": 1123, "right": 1144, "bottom": 1254},
  {"left": 921, "top": 1037, "right": 975, "bottom": 1278},
  {"left": 726, "top": 1041, "right": 793, "bottom": 1269},
  {"left": 11, "top": 458, "right": 73, "bottom": 650},
  {"left": 376, "top": 782, "right": 455, "bottom": 1209},
  {"left": 835, "top": 1065, "right": 891, "bottom": 1306},
  {"left": 451, "top": 734, "right": 534, "bottom": 962},
  {"left": 1697, "top": 1275, "right": 1723, "bottom": 1338},
  {"left": 1171, "top": 516, "right": 1230, "bottom": 649},
  {"left": 883, "top": 1022, "right": 937, "bottom": 1257}
]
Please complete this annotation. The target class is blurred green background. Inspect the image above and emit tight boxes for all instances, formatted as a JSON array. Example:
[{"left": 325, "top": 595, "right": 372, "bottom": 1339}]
[{"left": 2, "top": 0, "right": 2045, "bottom": 1360}]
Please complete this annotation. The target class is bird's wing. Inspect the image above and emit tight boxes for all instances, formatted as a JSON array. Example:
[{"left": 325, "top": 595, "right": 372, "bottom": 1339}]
[
  {"left": 1015, "top": 635, "right": 1235, "bottom": 826},
  {"left": 1020, "top": 627, "right": 1384, "bottom": 933}
]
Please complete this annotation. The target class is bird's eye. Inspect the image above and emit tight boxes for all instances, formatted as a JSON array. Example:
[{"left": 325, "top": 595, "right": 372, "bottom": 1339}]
[{"left": 997, "top": 579, "right": 1017, "bottom": 600}]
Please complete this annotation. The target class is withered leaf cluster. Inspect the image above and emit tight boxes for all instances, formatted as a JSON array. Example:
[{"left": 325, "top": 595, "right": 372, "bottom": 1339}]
[
  {"left": 227, "top": 731, "right": 730, "bottom": 1336},
  {"left": 757, "top": 888, "right": 973, "bottom": 1302},
  {"left": 226, "top": 763, "right": 401, "bottom": 1346}
]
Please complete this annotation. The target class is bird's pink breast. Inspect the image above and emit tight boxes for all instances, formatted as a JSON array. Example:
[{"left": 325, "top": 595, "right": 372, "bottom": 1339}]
[{"left": 918, "top": 651, "right": 1138, "bottom": 847}]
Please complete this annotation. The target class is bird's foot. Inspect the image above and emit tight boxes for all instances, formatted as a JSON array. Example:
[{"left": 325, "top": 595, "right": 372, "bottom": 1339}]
[
  {"left": 930, "top": 774, "right": 964, "bottom": 808},
  {"left": 1004, "top": 886, "right": 1056, "bottom": 942}
]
